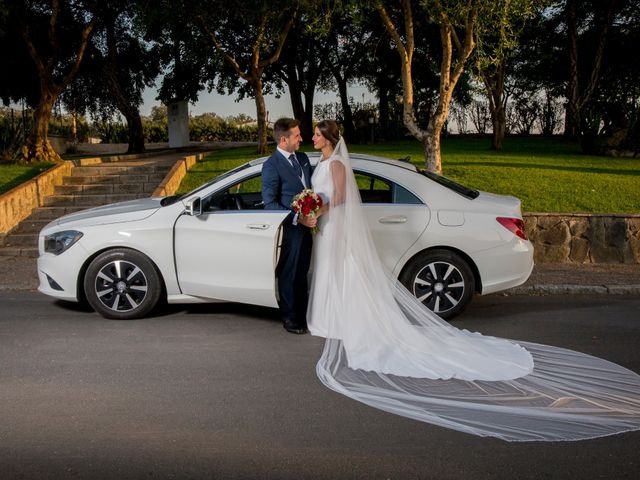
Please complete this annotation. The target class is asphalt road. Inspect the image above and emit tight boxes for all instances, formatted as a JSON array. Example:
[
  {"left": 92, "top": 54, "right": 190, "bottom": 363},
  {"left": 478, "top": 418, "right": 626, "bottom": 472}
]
[{"left": 1, "top": 292, "right": 639, "bottom": 480}]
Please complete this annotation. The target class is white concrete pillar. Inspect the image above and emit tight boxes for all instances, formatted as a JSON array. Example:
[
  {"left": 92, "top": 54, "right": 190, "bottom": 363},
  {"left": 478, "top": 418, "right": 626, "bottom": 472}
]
[{"left": 167, "top": 100, "right": 189, "bottom": 148}]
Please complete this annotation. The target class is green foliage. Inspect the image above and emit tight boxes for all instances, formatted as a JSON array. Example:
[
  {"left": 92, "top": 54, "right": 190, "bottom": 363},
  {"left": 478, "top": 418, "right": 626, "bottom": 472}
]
[
  {"left": 89, "top": 115, "right": 259, "bottom": 144},
  {"left": 177, "top": 137, "right": 640, "bottom": 214},
  {"left": 189, "top": 114, "right": 258, "bottom": 142}
]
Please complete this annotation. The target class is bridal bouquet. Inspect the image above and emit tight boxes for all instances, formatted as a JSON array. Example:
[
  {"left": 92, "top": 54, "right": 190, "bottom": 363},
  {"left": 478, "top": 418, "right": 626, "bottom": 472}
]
[{"left": 292, "top": 189, "right": 323, "bottom": 234}]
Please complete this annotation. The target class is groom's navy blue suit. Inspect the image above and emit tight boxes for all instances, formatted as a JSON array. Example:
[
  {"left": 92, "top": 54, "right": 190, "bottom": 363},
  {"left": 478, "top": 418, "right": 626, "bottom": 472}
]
[{"left": 262, "top": 150, "right": 313, "bottom": 328}]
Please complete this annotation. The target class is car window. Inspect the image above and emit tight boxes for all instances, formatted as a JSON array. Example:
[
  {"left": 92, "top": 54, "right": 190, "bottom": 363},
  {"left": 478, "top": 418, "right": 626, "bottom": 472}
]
[
  {"left": 180, "top": 162, "right": 253, "bottom": 200},
  {"left": 202, "top": 174, "right": 265, "bottom": 212},
  {"left": 353, "top": 171, "right": 423, "bottom": 205},
  {"left": 420, "top": 170, "right": 479, "bottom": 200}
]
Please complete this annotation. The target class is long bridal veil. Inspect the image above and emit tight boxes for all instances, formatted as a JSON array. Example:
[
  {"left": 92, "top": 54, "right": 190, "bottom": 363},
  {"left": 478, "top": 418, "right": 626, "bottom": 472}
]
[{"left": 311, "top": 137, "right": 640, "bottom": 441}]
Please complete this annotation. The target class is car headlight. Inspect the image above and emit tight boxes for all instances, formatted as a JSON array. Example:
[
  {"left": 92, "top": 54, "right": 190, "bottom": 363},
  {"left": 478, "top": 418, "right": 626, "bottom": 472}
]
[{"left": 44, "top": 230, "right": 84, "bottom": 255}]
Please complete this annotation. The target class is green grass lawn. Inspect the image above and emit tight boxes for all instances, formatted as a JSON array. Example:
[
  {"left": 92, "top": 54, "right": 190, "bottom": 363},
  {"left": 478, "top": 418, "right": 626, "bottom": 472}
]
[
  {"left": 0, "top": 162, "right": 55, "bottom": 196},
  {"left": 177, "top": 136, "right": 640, "bottom": 214}
]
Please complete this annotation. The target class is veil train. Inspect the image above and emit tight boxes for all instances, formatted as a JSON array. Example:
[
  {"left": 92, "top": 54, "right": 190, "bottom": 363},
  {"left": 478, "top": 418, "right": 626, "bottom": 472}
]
[{"left": 309, "top": 138, "right": 640, "bottom": 442}]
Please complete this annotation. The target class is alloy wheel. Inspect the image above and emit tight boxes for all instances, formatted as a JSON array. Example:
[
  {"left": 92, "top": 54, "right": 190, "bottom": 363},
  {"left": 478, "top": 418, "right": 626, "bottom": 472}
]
[
  {"left": 411, "top": 261, "right": 466, "bottom": 315},
  {"left": 93, "top": 259, "right": 149, "bottom": 313}
]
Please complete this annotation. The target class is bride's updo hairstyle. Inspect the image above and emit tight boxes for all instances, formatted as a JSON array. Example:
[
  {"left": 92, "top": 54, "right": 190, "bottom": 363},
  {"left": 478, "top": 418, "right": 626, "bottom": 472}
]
[{"left": 317, "top": 120, "right": 341, "bottom": 147}]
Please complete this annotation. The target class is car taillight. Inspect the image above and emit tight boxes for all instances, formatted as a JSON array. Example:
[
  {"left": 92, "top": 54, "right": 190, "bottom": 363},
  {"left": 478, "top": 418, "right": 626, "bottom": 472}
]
[{"left": 496, "top": 217, "right": 528, "bottom": 240}]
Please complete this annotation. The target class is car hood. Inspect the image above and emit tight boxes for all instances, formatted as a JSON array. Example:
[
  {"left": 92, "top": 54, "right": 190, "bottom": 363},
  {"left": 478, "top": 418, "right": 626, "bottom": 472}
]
[
  {"left": 474, "top": 191, "right": 523, "bottom": 216},
  {"left": 52, "top": 197, "right": 163, "bottom": 228}
]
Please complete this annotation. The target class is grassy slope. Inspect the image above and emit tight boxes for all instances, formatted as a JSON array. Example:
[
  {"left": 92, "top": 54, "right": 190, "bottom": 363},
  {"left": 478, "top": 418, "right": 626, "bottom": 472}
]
[
  {"left": 178, "top": 137, "right": 640, "bottom": 214},
  {"left": 0, "top": 162, "right": 55, "bottom": 196}
]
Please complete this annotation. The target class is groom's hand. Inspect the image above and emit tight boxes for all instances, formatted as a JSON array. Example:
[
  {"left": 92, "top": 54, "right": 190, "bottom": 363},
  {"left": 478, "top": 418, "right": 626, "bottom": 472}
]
[{"left": 299, "top": 215, "right": 317, "bottom": 228}]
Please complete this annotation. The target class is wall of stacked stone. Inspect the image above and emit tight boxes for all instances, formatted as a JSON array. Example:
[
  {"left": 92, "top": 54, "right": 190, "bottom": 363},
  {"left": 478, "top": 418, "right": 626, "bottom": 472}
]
[
  {"left": 523, "top": 213, "right": 640, "bottom": 264},
  {"left": 152, "top": 153, "right": 204, "bottom": 197},
  {"left": 0, "top": 161, "right": 74, "bottom": 236}
]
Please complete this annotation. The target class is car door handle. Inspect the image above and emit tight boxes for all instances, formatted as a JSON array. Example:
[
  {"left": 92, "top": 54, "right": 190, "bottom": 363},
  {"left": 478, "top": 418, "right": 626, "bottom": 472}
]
[
  {"left": 246, "top": 224, "right": 270, "bottom": 230},
  {"left": 379, "top": 215, "right": 407, "bottom": 224}
]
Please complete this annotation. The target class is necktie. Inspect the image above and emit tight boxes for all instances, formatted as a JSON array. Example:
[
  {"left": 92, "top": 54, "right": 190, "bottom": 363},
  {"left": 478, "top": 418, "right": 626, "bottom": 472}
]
[{"left": 289, "top": 154, "right": 303, "bottom": 178}]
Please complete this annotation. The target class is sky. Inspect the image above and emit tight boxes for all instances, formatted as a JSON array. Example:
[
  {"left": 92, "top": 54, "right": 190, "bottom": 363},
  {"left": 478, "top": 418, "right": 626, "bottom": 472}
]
[{"left": 139, "top": 82, "right": 378, "bottom": 120}]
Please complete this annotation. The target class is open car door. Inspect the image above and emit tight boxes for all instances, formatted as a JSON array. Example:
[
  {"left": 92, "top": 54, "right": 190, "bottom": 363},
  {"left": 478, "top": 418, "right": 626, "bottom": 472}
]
[{"left": 174, "top": 208, "right": 289, "bottom": 308}]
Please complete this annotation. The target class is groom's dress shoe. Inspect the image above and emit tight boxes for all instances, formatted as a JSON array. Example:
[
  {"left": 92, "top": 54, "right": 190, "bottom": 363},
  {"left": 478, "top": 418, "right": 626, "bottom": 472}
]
[{"left": 283, "top": 321, "right": 307, "bottom": 334}]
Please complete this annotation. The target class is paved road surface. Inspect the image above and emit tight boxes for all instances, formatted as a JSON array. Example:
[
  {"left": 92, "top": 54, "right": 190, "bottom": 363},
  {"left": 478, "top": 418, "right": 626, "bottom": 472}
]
[{"left": 1, "top": 292, "right": 639, "bottom": 479}]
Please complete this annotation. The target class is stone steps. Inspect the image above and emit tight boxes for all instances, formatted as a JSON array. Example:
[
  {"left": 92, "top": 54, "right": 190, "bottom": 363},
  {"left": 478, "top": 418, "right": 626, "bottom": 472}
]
[
  {"left": 1, "top": 156, "right": 176, "bottom": 257},
  {"left": 63, "top": 173, "right": 167, "bottom": 185},
  {"left": 70, "top": 164, "right": 170, "bottom": 176},
  {"left": 0, "top": 246, "right": 38, "bottom": 257},
  {"left": 10, "top": 218, "right": 53, "bottom": 235},
  {"left": 42, "top": 193, "right": 142, "bottom": 207},
  {"left": 54, "top": 183, "right": 149, "bottom": 195},
  {"left": 28, "top": 206, "right": 88, "bottom": 220},
  {"left": 3, "top": 233, "right": 38, "bottom": 247}
]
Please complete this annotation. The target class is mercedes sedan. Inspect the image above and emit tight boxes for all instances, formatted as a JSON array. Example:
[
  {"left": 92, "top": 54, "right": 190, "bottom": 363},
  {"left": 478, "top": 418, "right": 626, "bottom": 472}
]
[{"left": 38, "top": 153, "right": 534, "bottom": 320}]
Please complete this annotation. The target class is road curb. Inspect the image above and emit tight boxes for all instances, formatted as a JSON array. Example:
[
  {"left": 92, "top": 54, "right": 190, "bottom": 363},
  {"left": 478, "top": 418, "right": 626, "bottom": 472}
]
[{"left": 507, "top": 284, "right": 640, "bottom": 295}]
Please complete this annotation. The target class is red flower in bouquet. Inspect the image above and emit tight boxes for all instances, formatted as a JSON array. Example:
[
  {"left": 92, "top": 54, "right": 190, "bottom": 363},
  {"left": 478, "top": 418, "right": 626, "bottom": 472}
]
[{"left": 291, "top": 189, "right": 323, "bottom": 234}]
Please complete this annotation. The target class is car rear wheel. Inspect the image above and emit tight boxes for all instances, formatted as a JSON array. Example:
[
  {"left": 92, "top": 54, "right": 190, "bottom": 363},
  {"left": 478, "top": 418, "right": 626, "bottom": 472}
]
[
  {"left": 83, "top": 248, "right": 162, "bottom": 320},
  {"left": 399, "top": 249, "right": 475, "bottom": 320}
]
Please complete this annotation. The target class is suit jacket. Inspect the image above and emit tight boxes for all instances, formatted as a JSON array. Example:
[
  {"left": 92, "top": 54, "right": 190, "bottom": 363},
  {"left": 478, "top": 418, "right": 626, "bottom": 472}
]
[{"left": 261, "top": 150, "right": 312, "bottom": 212}]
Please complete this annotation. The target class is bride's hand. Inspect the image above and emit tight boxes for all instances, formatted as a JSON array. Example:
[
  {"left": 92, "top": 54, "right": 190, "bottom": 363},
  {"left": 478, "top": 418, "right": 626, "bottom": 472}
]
[{"left": 299, "top": 215, "right": 317, "bottom": 228}]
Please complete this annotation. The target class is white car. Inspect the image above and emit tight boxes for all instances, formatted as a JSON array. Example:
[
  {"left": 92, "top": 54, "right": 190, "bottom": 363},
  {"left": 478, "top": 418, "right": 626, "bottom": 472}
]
[{"left": 37, "top": 153, "right": 533, "bottom": 320}]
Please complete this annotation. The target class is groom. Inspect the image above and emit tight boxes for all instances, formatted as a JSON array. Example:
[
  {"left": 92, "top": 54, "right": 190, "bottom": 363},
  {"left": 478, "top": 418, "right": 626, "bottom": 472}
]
[{"left": 262, "top": 118, "right": 315, "bottom": 334}]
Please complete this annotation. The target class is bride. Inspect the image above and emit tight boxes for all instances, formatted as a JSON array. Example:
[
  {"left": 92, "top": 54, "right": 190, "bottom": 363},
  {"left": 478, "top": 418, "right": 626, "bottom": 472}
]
[{"left": 304, "top": 119, "right": 640, "bottom": 442}]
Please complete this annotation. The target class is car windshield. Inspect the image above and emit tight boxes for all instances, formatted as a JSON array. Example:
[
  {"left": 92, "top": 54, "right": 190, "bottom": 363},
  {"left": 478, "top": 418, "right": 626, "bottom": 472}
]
[{"left": 420, "top": 170, "right": 479, "bottom": 200}]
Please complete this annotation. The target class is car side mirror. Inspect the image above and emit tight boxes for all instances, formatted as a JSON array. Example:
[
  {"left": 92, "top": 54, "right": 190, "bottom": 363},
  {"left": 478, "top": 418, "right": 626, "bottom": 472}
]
[{"left": 184, "top": 197, "right": 202, "bottom": 216}]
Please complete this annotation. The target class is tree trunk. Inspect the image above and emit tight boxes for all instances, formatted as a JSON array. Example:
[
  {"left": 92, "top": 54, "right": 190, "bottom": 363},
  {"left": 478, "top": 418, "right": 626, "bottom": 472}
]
[
  {"left": 124, "top": 111, "right": 145, "bottom": 154},
  {"left": 302, "top": 86, "right": 315, "bottom": 144},
  {"left": 424, "top": 116, "right": 445, "bottom": 174},
  {"left": 24, "top": 89, "right": 60, "bottom": 163},
  {"left": 103, "top": 67, "right": 146, "bottom": 154},
  {"left": 288, "top": 81, "right": 305, "bottom": 131},
  {"left": 377, "top": 83, "right": 390, "bottom": 137},
  {"left": 491, "top": 107, "right": 506, "bottom": 150},
  {"left": 482, "top": 59, "right": 507, "bottom": 151},
  {"left": 564, "top": 0, "right": 616, "bottom": 141},
  {"left": 253, "top": 78, "right": 268, "bottom": 154},
  {"left": 104, "top": 23, "right": 145, "bottom": 154},
  {"left": 336, "top": 77, "right": 355, "bottom": 142}
]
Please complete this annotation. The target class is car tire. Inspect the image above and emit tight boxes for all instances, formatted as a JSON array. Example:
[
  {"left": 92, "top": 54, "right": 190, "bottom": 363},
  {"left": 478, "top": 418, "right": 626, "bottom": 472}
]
[
  {"left": 83, "top": 248, "right": 162, "bottom": 320},
  {"left": 399, "top": 249, "right": 475, "bottom": 320}
]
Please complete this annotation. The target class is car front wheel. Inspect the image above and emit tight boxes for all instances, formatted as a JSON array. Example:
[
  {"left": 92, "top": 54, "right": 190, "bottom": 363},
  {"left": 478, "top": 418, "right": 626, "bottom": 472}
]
[
  {"left": 83, "top": 248, "right": 162, "bottom": 320},
  {"left": 399, "top": 249, "right": 475, "bottom": 320}
]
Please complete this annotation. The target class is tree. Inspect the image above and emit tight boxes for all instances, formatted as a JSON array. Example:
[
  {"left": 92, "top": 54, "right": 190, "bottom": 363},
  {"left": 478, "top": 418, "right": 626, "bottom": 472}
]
[
  {"left": 142, "top": 0, "right": 213, "bottom": 107},
  {"left": 321, "top": 3, "right": 375, "bottom": 142},
  {"left": 64, "top": 0, "right": 160, "bottom": 154},
  {"left": 564, "top": 0, "right": 619, "bottom": 140},
  {"left": 94, "top": 1, "right": 158, "bottom": 153},
  {"left": 273, "top": 19, "right": 327, "bottom": 142},
  {"left": 198, "top": 0, "right": 297, "bottom": 154},
  {"left": 475, "top": 0, "right": 543, "bottom": 150},
  {"left": 7, "top": 0, "right": 95, "bottom": 162},
  {"left": 375, "top": 0, "right": 477, "bottom": 173}
]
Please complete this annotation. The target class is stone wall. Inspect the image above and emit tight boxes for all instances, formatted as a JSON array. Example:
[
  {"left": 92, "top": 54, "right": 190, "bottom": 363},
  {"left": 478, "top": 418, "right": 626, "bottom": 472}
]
[
  {"left": 523, "top": 213, "right": 640, "bottom": 264},
  {"left": 0, "top": 161, "right": 74, "bottom": 235},
  {"left": 152, "top": 153, "right": 205, "bottom": 197}
]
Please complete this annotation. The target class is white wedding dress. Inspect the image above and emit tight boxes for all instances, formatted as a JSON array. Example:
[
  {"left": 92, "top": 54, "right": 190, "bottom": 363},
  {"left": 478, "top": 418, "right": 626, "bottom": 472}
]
[{"left": 306, "top": 138, "right": 640, "bottom": 441}]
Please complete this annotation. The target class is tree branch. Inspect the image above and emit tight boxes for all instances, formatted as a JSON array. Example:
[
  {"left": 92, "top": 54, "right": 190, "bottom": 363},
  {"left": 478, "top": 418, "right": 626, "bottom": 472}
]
[
  {"left": 374, "top": 1, "right": 408, "bottom": 60},
  {"left": 259, "top": 9, "right": 297, "bottom": 68},
  {"left": 200, "top": 18, "right": 250, "bottom": 81},
  {"left": 60, "top": 18, "right": 96, "bottom": 90}
]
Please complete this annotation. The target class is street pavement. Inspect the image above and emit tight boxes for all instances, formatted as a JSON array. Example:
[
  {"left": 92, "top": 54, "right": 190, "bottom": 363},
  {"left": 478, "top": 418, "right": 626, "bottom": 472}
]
[{"left": 0, "top": 290, "right": 639, "bottom": 479}]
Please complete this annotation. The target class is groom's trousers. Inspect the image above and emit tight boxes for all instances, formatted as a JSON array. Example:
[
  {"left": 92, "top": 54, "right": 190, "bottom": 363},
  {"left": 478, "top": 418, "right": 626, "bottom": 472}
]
[{"left": 276, "top": 221, "right": 313, "bottom": 326}]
